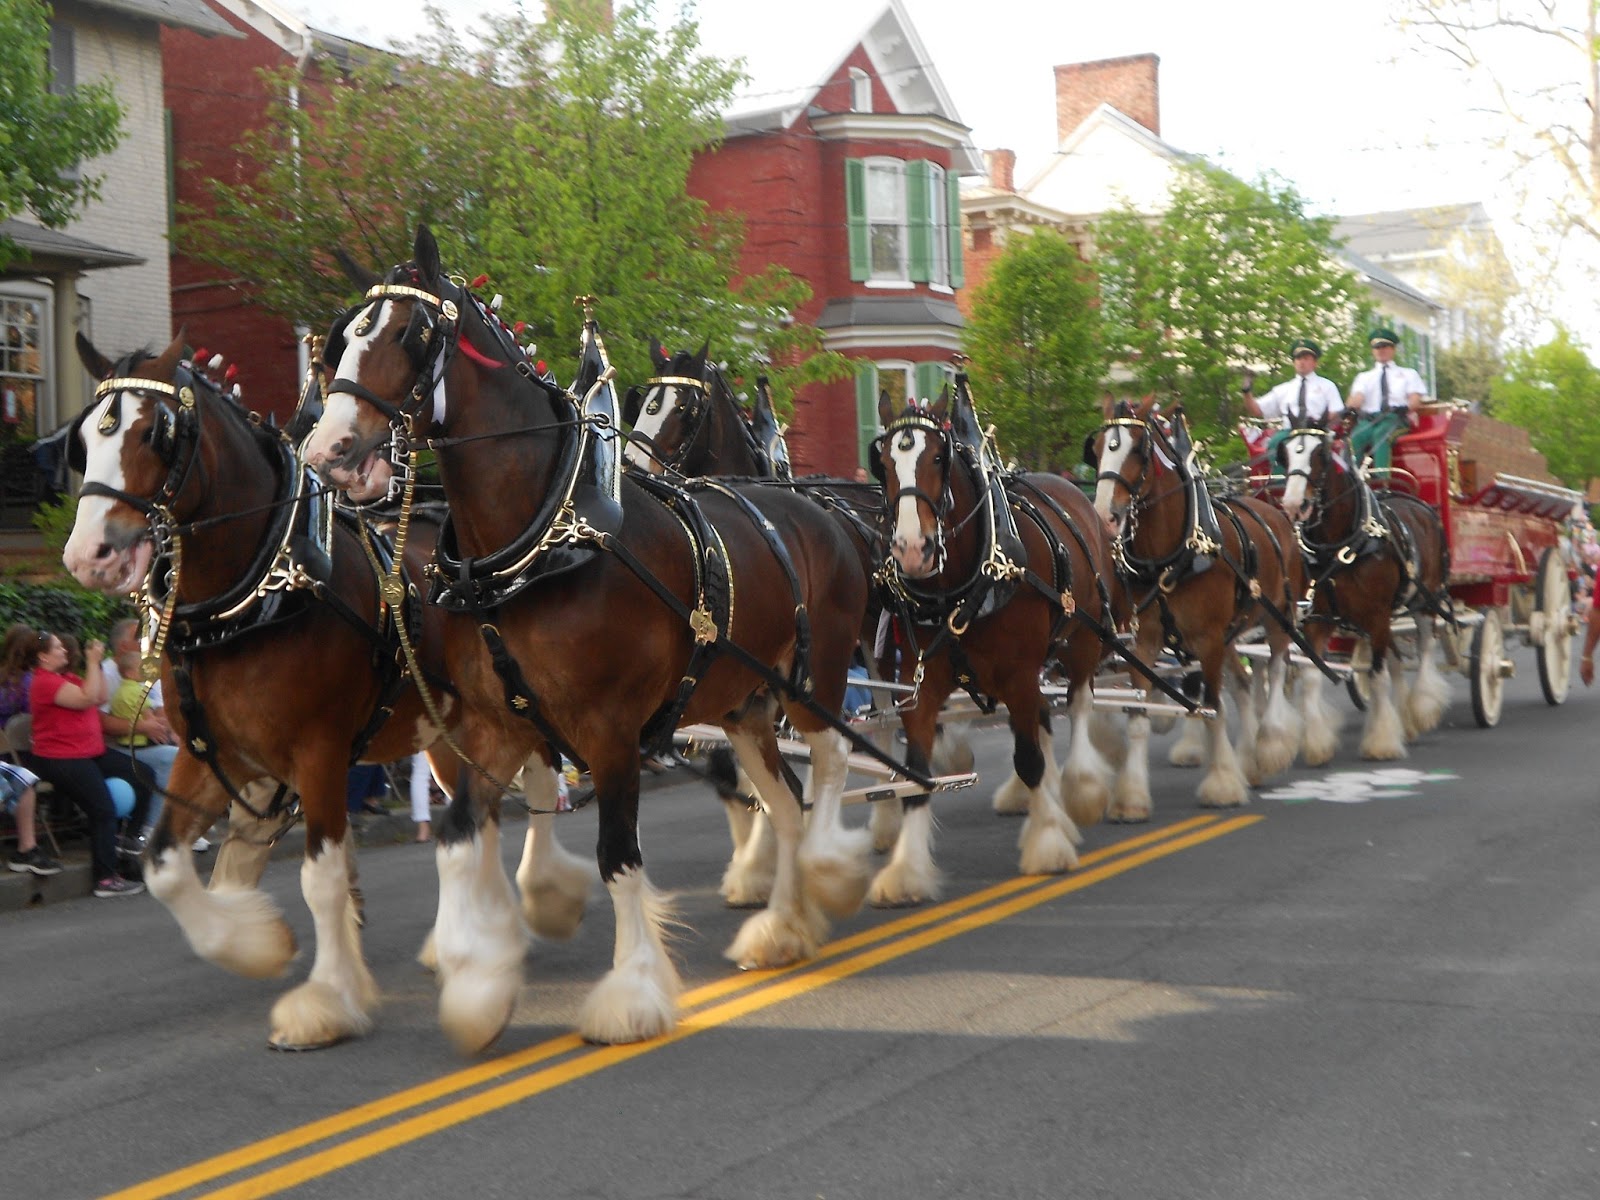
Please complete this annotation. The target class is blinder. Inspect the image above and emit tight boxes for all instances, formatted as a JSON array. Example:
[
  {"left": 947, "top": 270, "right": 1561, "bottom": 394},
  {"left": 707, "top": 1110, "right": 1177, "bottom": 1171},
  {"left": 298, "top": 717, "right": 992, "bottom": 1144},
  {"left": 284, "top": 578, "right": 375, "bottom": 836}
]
[{"left": 622, "top": 386, "right": 643, "bottom": 428}]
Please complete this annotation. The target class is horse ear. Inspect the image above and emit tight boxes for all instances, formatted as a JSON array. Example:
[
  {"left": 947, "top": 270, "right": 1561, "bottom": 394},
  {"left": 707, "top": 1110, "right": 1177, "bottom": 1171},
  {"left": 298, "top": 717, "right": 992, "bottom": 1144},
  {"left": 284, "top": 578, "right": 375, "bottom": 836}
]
[
  {"left": 649, "top": 337, "right": 669, "bottom": 368},
  {"left": 695, "top": 339, "right": 710, "bottom": 364},
  {"left": 1137, "top": 393, "right": 1158, "bottom": 419},
  {"left": 877, "top": 389, "right": 895, "bottom": 428},
  {"left": 1099, "top": 391, "right": 1114, "bottom": 420},
  {"left": 75, "top": 332, "right": 113, "bottom": 382},
  {"left": 330, "top": 246, "right": 379, "bottom": 291},
  {"left": 414, "top": 224, "right": 442, "bottom": 283},
  {"left": 929, "top": 385, "right": 950, "bottom": 419},
  {"left": 154, "top": 328, "right": 187, "bottom": 377}
]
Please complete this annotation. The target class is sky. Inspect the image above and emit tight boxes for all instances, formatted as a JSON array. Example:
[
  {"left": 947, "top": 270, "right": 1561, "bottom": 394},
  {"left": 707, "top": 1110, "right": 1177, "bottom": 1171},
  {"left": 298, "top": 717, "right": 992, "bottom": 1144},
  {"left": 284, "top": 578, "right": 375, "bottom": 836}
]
[{"left": 283, "top": 0, "right": 1578, "bottom": 335}]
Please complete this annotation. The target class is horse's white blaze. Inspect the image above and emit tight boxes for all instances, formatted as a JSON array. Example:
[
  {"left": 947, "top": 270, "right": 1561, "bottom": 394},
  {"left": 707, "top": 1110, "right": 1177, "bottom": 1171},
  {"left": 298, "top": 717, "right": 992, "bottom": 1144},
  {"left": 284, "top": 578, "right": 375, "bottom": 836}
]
[
  {"left": 63, "top": 392, "right": 154, "bottom": 592},
  {"left": 578, "top": 865, "right": 681, "bottom": 1044},
  {"left": 303, "top": 300, "right": 396, "bottom": 501},
  {"left": 1093, "top": 433, "right": 1135, "bottom": 525},
  {"left": 887, "top": 428, "right": 934, "bottom": 574},
  {"left": 622, "top": 383, "right": 674, "bottom": 471},
  {"left": 434, "top": 820, "right": 528, "bottom": 1054},
  {"left": 1280, "top": 434, "right": 1316, "bottom": 519},
  {"left": 269, "top": 838, "right": 378, "bottom": 1048},
  {"left": 146, "top": 842, "right": 295, "bottom": 979}
]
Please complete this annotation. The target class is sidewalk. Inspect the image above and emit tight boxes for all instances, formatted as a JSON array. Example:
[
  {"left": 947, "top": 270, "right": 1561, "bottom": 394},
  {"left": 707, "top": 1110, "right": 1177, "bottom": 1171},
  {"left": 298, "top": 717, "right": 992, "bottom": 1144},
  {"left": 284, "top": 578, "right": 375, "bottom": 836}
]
[{"left": 0, "top": 762, "right": 689, "bottom": 914}]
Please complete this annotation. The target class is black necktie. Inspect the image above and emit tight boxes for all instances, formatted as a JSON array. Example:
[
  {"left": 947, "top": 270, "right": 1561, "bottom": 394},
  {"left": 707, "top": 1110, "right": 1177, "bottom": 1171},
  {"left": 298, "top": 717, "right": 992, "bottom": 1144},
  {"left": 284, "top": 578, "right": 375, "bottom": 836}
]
[
  {"left": 1297, "top": 376, "right": 1307, "bottom": 416},
  {"left": 1380, "top": 364, "right": 1390, "bottom": 408}
]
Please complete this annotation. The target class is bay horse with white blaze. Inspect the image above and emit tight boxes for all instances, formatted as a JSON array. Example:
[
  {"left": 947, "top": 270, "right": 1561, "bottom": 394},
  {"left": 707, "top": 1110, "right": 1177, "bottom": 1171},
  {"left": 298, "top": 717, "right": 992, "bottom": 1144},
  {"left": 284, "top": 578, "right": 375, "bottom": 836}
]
[
  {"left": 1277, "top": 412, "right": 1451, "bottom": 760},
  {"left": 304, "top": 225, "right": 877, "bottom": 1045},
  {"left": 874, "top": 379, "right": 1127, "bottom": 901},
  {"left": 61, "top": 332, "right": 593, "bottom": 1051},
  {"left": 1092, "top": 396, "right": 1307, "bottom": 815}
]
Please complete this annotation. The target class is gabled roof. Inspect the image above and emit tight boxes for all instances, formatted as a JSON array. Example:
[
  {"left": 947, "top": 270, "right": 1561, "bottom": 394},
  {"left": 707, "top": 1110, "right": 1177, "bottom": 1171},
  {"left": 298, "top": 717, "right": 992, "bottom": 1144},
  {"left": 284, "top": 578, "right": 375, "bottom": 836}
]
[
  {"left": 1340, "top": 245, "right": 1442, "bottom": 310},
  {"left": 201, "top": 0, "right": 388, "bottom": 64},
  {"left": 80, "top": 0, "right": 238, "bottom": 38},
  {"left": 1022, "top": 102, "right": 1193, "bottom": 198},
  {"left": 722, "top": 0, "right": 981, "bottom": 174},
  {"left": 1334, "top": 203, "right": 1495, "bottom": 262},
  {"left": 0, "top": 220, "right": 145, "bottom": 277}
]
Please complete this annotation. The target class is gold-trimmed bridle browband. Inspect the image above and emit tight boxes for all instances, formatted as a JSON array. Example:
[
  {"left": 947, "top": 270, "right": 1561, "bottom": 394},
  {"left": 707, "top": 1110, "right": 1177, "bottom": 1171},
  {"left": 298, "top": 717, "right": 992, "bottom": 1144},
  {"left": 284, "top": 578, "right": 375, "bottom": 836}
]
[
  {"left": 644, "top": 375, "right": 708, "bottom": 392},
  {"left": 94, "top": 377, "right": 178, "bottom": 401},
  {"left": 363, "top": 282, "right": 458, "bottom": 320}
]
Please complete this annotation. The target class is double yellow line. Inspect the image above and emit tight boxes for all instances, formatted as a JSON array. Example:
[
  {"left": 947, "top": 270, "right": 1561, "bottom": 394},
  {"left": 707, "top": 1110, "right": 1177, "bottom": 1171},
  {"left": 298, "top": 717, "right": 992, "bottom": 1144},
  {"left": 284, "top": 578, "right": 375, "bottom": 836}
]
[{"left": 106, "top": 812, "right": 1259, "bottom": 1200}]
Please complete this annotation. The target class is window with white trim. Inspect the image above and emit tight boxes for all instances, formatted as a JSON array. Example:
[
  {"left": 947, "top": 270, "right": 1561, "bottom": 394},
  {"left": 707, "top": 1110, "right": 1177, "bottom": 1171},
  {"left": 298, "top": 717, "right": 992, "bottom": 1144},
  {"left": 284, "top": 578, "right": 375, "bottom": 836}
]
[
  {"left": 846, "top": 158, "right": 964, "bottom": 289},
  {"left": 849, "top": 68, "right": 871, "bottom": 112},
  {"left": 0, "top": 294, "right": 49, "bottom": 524},
  {"left": 854, "top": 359, "right": 953, "bottom": 467}
]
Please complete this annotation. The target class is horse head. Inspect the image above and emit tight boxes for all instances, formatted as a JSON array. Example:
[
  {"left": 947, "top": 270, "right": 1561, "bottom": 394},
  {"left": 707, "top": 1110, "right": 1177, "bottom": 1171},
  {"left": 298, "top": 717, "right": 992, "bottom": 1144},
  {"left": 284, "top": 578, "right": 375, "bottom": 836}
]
[
  {"left": 1092, "top": 394, "right": 1161, "bottom": 536},
  {"left": 874, "top": 386, "right": 956, "bottom": 578},
  {"left": 306, "top": 224, "right": 488, "bottom": 502},
  {"left": 1279, "top": 410, "right": 1334, "bottom": 524},
  {"left": 622, "top": 339, "right": 720, "bottom": 474},
  {"left": 63, "top": 330, "right": 213, "bottom": 593}
]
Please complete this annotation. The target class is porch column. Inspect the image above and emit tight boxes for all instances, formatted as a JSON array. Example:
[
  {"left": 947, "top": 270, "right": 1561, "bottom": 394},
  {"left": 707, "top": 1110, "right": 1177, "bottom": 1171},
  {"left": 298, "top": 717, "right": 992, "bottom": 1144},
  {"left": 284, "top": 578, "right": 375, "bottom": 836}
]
[{"left": 50, "top": 271, "right": 83, "bottom": 426}]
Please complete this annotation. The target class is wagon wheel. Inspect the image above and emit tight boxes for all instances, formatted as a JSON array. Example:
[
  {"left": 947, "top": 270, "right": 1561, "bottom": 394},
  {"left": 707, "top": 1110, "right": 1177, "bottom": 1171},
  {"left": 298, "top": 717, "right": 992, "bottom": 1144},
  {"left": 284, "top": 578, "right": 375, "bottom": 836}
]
[
  {"left": 1345, "top": 637, "right": 1371, "bottom": 711},
  {"left": 1534, "top": 545, "right": 1574, "bottom": 706},
  {"left": 1469, "top": 607, "right": 1506, "bottom": 728}
]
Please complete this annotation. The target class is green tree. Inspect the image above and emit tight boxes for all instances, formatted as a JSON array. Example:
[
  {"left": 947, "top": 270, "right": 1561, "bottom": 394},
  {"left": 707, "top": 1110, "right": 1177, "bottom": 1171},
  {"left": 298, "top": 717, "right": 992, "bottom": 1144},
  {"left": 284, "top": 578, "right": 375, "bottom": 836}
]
[
  {"left": 178, "top": 0, "right": 843, "bottom": 403},
  {"left": 963, "top": 230, "right": 1102, "bottom": 471},
  {"left": 0, "top": 1, "right": 123, "bottom": 269},
  {"left": 1436, "top": 339, "right": 1503, "bottom": 406},
  {"left": 1093, "top": 162, "right": 1365, "bottom": 446},
  {"left": 1489, "top": 328, "right": 1600, "bottom": 487}
]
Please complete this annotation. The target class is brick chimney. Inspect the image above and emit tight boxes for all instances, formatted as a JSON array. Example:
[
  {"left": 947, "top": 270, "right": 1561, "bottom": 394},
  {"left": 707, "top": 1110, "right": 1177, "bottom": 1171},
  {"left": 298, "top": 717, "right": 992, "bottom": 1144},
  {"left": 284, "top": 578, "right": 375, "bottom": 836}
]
[
  {"left": 985, "top": 148, "right": 1016, "bottom": 193},
  {"left": 1054, "top": 53, "right": 1160, "bottom": 143}
]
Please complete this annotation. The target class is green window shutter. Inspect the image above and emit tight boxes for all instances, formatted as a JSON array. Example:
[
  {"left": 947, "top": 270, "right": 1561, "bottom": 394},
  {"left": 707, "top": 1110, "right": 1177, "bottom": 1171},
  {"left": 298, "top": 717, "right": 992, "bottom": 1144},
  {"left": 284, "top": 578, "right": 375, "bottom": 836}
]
[
  {"left": 845, "top": 159, "right": 870, "bottom": 282},
  {"left": 906, "top": 160, "right": 932, "bottom": 282},
  {"left": 946, "top": 169, "right": 964, "bottom": 288},
  {"left": 856, "top": 361, "right": 880, "bottom": 467},
  {"left": 914, "top": 361, "right": 947, "bottom": 405}
]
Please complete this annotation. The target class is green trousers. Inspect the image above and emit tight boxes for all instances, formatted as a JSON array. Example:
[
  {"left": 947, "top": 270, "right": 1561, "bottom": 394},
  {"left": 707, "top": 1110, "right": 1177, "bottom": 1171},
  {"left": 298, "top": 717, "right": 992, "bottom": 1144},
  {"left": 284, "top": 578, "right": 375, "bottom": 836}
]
[{"left": 1347, "top": 410, "right": 1406, "bottom": 476}]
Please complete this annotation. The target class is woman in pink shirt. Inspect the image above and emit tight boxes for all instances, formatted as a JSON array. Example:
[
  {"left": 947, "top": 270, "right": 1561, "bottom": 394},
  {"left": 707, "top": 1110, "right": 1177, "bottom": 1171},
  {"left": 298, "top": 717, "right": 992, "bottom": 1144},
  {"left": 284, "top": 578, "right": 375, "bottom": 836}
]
[{"left": 26, "top": 631, "right": 153, "bottom": 897}]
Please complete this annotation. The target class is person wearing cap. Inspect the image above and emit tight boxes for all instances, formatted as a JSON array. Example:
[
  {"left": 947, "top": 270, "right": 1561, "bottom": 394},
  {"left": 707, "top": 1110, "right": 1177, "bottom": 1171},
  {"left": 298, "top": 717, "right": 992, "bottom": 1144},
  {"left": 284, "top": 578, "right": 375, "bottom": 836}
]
[
  {"left": 1346, "top": 327, "right": 1426, "bottom": 477},
  {"left": 1241, "top": 338, "right": 1346, "bottom": 460}
]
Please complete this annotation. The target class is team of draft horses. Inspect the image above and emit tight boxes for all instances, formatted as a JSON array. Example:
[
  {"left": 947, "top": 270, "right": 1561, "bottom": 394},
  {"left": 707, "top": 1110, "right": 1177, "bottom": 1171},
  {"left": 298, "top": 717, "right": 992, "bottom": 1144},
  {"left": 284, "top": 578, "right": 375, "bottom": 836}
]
[{"left": 57, "top": 226, "right": 1448, "bottom": 1056}]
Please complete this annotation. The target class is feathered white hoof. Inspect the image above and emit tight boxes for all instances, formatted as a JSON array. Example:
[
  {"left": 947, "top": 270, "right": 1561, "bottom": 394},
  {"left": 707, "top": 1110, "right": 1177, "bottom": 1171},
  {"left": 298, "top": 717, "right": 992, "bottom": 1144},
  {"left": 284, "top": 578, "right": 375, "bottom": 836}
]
[
  {"left": 799, "top": 827, "right": 873, "bottom": 920},
  {"left": 930, "top": 725, "right": 975, "bottom": 776},
  {"left": 438, "top": 960, "right": 520, "bottom": 1055},
  {"left": 517, "top": 854, "right": 597, "bottom": 941},
  {"left": 1406, "top": 665, "right": 1450, "bottom": 736},
  {"left": 869, "top": 799, "right": 902, "bottom": 853},
  {"left": 726, "top": 904, "right": 822, "bottom": 970},
  {"left": 1359, "top": 717, "right": 1407, "bottom": 760},
  {"left": 1148, "top": 712, "right": 1178, "bottom": 736},
  {"left": 719, "top": 816, "right": 777, "bottom": 908},
  {"left": 417, "top": 927, "right": 438, "bottom": 974},
  {"left": 269, "top": 978, "right": 375, "bottom": 1051},
  {"left": 991, "top": 771, "right": 1031, "bottom": 816},
  {"left": 1060, "top": 764, "right": 1109, "bottom": 831},
  {"left": 1088, "top": 710, "right": 1129, "bottom": 769},
  {"left": 577, "top": 960, "right": 681, "bottom": 1045},
  {"left": 1107, "top": 774, "right": 1152, "bottom": 823},
  {"left": 1168, "top": 720, "right": 1209, "bottom": 767},
  {"left": 155, "top": 868, "right": 297, "bottom": 979},
  {"left": 1197, "top": 765, "right": 1250, "bottom": 809},
  {"left": 1018, "top": 815, "right": 1079, "bottom": 875},
  {"left": 868, "top": 805, "right": 940, "bottom": 907}
]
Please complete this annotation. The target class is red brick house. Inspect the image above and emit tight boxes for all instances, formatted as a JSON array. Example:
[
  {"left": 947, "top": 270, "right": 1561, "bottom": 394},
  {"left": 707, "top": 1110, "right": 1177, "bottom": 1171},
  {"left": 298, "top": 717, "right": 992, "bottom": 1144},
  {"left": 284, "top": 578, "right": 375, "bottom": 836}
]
[{"left": 162, "top": 0, "right": 979, "bottom": 462}]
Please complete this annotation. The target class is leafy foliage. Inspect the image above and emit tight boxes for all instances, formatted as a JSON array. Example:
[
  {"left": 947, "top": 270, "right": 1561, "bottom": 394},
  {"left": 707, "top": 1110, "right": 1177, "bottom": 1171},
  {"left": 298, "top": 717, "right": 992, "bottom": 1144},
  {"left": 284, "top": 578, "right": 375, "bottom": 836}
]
[
  {"left": 0, "top": 580, "right": 132, "bottom": 642},
  {"left": 963, "top": 230, "right": 1103, "bottom": 471},
  {"left": 0, "top": 1, "right": 124, "bottom": 269},
  {"left": 1436, "top": 339, "right": 1504, "bottom": 406},
  {"left": 176, "top": 0, "right": 845, "bottom": 409},
  {"left": 1489, "top": 328, "right": 1600, "bottom": 487},
  {"left": 1093, "top": 162, "right": 1365, "bottom": 447}
]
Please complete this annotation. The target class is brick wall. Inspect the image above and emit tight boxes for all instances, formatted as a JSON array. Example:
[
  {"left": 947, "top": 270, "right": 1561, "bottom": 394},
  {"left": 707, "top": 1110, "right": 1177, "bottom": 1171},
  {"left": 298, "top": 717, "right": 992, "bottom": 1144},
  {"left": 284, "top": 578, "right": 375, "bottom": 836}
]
[{"left": 1054, "top": 53, "right": 1159, "bottom": 143}]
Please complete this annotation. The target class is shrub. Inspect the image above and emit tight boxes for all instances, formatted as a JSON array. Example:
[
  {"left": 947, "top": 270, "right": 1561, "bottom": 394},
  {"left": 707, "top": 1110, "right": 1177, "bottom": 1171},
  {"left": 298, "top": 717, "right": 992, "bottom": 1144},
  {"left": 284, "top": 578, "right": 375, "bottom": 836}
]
[{"left": 0, "top": 580, "right": 135, "bottom": 642}]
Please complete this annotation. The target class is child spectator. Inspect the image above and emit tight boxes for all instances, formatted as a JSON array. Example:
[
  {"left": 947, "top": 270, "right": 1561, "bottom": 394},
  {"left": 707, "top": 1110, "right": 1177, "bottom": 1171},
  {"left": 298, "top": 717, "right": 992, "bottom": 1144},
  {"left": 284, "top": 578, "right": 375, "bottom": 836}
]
[{"left": 3, "top": 757, "right": 60, "bottom": 875}]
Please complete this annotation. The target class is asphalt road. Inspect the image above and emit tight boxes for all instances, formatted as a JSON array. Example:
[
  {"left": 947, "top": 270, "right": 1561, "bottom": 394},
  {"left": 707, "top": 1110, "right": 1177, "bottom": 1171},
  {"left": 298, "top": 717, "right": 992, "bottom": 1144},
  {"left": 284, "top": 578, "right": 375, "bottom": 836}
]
[{"left": 4, "top": 650, "right": 1599, "bottom": 1200}]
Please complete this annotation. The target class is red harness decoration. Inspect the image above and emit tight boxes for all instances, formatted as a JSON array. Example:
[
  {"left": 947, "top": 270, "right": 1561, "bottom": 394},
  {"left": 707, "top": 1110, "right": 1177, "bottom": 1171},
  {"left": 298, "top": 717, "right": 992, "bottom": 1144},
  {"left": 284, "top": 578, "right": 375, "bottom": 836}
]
[{"left": 457, "top": 335, "right": 504, "bottom": 371}]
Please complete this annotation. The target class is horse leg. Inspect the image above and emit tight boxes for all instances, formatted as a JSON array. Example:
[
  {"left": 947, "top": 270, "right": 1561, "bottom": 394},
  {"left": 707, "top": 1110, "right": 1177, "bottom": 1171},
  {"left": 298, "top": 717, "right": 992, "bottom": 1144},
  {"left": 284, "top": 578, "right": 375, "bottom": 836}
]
[
  {"left": 1228, "top": 653, "right": 1262, "bottom": 786},
  {"left": 723, "top": 718, "right": 827, "bottom": 968},
  {"left": 1168, "top": 713, "right": 1210, "bottom": 767},
  {"left": 1254, "top": 636, "right": 1303, "bottom": 779},
  {"left": 1299, "top": 625, "right": 1344, "bottom": 766},
  {"left": 1059, "top": 669, "right": 1112, "bottom": 829},
  {"left": 207, "top": 780, "right": 292, "bottom": 892},
  {"left": 1109, "top": 709, "right": 1153, "bottom": 823},
  {"left": 796, "top": 726, "right": 872, "bottom": 920},
  {"left": 579, "top": 742, "right": 681, "bottom": 1044},
  {"left": 432, "top": 746, "right": 529, "bottom": 1055},
  {"left": 268, "top": 758, "right": 380, "bottom": 1050},
  {"left": 1019, "top": 680, "right": 1087, "bottom": 875},
  {"left": 868, "top": 722, "right": 904, "bottom": 851},
  {"left": 144, "top": 757, "right": 296, "bottom": 980},
  {"left": 1406, "top": 615, "right": 1451, "bottom": 735},
  {"left": 870, "top": 691, "right": 945, "bottom": 908},
  {"left": 513, "top": 753, "right": 598, "bottom": 941},
  {"left": 719, "top": 755, "right": 778, "bottom": 907},
  {"left": 1196, "top": 649, "right": 1250, "bottom": 808},
  {"left": 1359, "top": 636, "right": 1407, "bottom": 760}
]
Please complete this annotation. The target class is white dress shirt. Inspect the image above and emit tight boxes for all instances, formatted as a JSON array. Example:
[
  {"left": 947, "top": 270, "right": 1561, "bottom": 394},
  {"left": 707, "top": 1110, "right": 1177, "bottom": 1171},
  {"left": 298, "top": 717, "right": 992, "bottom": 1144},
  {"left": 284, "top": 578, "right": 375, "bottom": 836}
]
[
  {"left": 1256, "top": 371, "right": 1343, "bottom": 424},
  {"left": 1348, "top": 362, "right": 1425, "bottom": 414}
]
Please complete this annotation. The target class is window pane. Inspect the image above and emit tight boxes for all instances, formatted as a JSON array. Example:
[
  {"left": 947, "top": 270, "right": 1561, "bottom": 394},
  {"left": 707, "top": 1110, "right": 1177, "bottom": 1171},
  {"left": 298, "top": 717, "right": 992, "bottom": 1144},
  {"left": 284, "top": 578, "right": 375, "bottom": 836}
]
[
  {"left": 870, "top": 224, "right": 903, "bottom": 277},
  {"left": 879, "top": 366, "right": 911, "bottom": 409},
  {"left": 867, "top": 163, "right": 904, "bottom": 219},
  {"left": 928, "top": 165, "right": 948, "bottom": 285}
]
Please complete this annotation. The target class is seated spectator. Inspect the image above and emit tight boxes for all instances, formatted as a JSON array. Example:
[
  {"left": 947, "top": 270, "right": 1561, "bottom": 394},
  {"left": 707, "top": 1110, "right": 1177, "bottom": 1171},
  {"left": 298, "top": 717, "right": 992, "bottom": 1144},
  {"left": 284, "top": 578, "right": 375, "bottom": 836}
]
[
  {"left": 0, "top": 622, "right": 35, "bottom": 724},
  {"left": 102, "top": 634, "right": 179, "bottom": 830},
  {"left": 3, "top": 757, "right": 61, "bottom": 876},
  {"left": 25, "top": 630, "right": 154, "bottom": 898}
]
